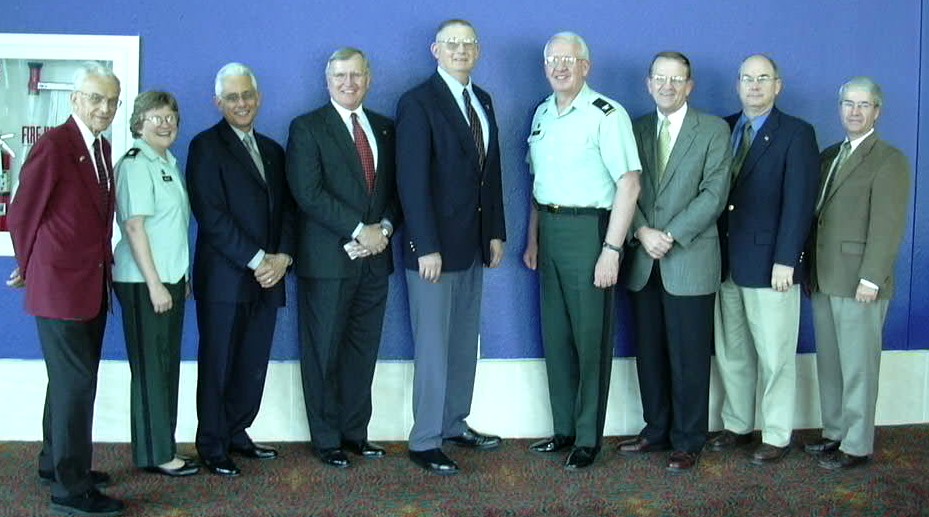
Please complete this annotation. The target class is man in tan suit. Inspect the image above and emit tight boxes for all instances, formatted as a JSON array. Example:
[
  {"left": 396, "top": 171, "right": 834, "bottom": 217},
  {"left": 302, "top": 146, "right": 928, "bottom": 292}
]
[{"left": 806, "top": 77, "right": 910, "bottom": 470}]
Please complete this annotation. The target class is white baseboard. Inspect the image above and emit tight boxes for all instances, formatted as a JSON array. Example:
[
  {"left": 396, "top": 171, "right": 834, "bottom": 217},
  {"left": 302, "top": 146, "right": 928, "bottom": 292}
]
[{"left": 1, "top": 352, "right": 926, "bottom": 442}]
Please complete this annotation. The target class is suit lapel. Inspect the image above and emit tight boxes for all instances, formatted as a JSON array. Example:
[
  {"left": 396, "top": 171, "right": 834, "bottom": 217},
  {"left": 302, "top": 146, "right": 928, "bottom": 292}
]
[
  {"left": 638, "top": 115, "right": 658, "bottom": 188},
  {"left": 218, "top": 120, "right": 267, "bottom": 189},
  {"left": 429, "top": 73, "right": 481, "bottom": 173},
  {"left": 735, "top": 108, "right": 780, "bottom": 189},
  {"left": 64, "top": 117, "right": 109, "bottom": 221},
  {"left": 323, "top": 105, "right": 368, "bottom": 194},
  {"left": 823, "top": 133, "right": 878, "bottom": 208},
  {"left": 657, "top": 110, "right": 699, "bottom": 195},
  {"left": 366, "top": 109, "right": 392, "bottom": 197}
]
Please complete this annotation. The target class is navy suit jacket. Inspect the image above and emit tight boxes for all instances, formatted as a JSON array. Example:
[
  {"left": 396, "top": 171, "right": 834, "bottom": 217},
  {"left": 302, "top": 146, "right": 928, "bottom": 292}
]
[
  {"left": 186, "top": 119, "right": 294, "bottom": 305},
  {"left": 286, "top": 103, "right": 400, "bottom": 279},
  {"left": 719, "top": 107, "right": 819, "bottom": 287},
  {"left": 395, "top": 73, "right": 506, "bottom": 272}
]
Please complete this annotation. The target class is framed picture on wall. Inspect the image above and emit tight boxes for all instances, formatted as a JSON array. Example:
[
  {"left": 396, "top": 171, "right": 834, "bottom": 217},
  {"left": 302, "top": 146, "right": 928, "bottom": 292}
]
[{"left": 0, "top": 33, "right": 140, "bottom": 256}]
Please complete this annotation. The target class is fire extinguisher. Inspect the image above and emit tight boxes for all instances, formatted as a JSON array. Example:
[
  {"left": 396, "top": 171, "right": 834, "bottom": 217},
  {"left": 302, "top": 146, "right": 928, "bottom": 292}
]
[{"left": 0, "top": 134, "right": 14, "bottom": 231}]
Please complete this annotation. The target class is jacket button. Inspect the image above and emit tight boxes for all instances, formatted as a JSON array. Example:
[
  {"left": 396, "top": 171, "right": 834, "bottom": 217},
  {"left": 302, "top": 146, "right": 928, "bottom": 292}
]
[{"left": 728, "top": 204, "right": 735, "bottom": 211}]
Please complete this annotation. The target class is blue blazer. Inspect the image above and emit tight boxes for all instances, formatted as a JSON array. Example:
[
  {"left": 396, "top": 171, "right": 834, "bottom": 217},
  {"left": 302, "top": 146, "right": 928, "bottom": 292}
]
[
  {"left": 186, "top": 119, "right": 295, "bottom": 305},
  {"left": 719, "top": 107, "right": 820, "bottom": 288},
  {"left": 395, "top": 73, "right": 506, "bottom": 272}
]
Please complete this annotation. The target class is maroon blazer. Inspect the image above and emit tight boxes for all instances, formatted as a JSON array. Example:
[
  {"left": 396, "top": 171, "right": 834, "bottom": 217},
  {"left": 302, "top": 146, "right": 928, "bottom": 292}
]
[{"left": 9, "top": 116, "right": 115, "bottom": 320}]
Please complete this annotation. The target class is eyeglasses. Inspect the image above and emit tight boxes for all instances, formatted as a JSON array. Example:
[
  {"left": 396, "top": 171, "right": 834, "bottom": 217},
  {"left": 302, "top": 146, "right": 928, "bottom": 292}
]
[
  {"left": 220, "top": 90, "right": 258, "bottom": 104},
  {"left": 329, "top": 71, "right": 368, "bottom": 83},
  {"left": 651, "top": 75, "right": 688, "bottom": 86},
  {"left": 437, "top": 38, "right": 478, "bottom": 51},
  {"left": 144, "top": 114, "right": 178, "bottom": 126},
  {"left": 739, "top": 74, "right": 778, "bottom": 85},
  {"left": 544, "top": 55, "right": 581, "bottom": 68},
  {"left": 76, "top": 91, "right": 122, "bottom": 109},
  {"left": 840, "top": 100, "right": 876, "bottom": 110}
]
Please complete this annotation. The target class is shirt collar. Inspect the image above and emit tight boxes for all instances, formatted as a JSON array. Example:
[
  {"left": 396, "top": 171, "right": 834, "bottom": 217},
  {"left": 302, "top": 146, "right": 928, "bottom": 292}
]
[
  {"left": 657, "top": 102, "right": 688, "bottom": 126},
  {"left": 437, "top": 65, "right": 473, "bottom": 96},
  {"left": 330, "top": 99, "right": 365, "bottom": 124},
  {"left": 228, "top": 124, "right": 256, "bottom": 144},
  {"left": 846, "top": 128, "right": 875, "bottom": 153},
  {"left": 133, "top": 138, "right": 176, "bottom": 166},
  {"left": 549, "top": 83, "right": 593, "bottom": 115},
  {"left": 72, "top": 115, "right": 97, "bottom": 150}
]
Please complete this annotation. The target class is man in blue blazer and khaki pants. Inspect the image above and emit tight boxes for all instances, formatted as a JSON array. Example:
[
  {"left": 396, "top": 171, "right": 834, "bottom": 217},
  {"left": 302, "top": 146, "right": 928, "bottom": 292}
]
[
  {"left": 710, "top": 54, "right": 820, "bottom": 465},
  {"left": 396, "top": 19, "right": 507, "bottom": 476}
]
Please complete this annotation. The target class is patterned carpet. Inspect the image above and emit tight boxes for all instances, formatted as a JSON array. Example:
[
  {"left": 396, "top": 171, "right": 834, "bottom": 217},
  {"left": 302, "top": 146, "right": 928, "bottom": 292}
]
[{"left": 1, "top": 426, "right": 927, "bottom": 516}]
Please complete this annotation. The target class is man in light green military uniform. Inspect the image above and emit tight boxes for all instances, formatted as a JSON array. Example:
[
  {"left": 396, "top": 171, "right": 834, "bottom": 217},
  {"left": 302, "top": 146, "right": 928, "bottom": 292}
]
[{"left": 522, "top": 31, "right": 641, "bottom": 470}]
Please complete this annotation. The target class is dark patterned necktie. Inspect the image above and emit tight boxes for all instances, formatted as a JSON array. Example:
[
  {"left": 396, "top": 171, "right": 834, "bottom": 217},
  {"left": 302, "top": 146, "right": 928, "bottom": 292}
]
[
  {"left": 352, "top": 113, "right": 376, "bottom": 193},
  {"left": 92, "top": 138, "right": 110, "bottom": 207},
  {"left": 462, "top": 88, "right": 486, "bottom": 169}
]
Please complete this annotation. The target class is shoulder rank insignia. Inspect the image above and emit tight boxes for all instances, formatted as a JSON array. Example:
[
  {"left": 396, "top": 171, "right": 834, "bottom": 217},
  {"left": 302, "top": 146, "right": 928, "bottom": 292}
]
[
  {"left": 592, "top": 98, "right": 615, "bottom": 115},
  {"left": 123, "top": 147, "right": 141, "bottom": 159}
]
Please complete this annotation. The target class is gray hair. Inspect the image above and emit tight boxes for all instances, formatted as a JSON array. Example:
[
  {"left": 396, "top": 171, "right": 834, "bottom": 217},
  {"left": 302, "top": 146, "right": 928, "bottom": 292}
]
[
  {"left": 435, "top": 19, "right": 477, "bottom": 41},
  {"left": 71, "top": 61, "right": 119, "bottom": 91},
  {"left": 129, "top": 91, "right": 180, "bottom": 138},
  {"left": 325, "top": 47, "right": 371, "bottom": 76},
  {"left": 214, "top": 62, "right": 259, "bottom": 97},
  {"left": 839, "top": 76, "right": 883, "bottom": 107},
  {"left": 544, "top": 32, "right": 590, "bottom": 61}
]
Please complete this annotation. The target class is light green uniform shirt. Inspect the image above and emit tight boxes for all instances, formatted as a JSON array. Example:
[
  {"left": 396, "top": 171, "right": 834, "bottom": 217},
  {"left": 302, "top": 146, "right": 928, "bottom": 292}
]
[
  {"left": 528, "top": 84, "right": 641, "bottom": 208},
  {"left": 113, "top": 138, "right": 190, "bottom": 283}
]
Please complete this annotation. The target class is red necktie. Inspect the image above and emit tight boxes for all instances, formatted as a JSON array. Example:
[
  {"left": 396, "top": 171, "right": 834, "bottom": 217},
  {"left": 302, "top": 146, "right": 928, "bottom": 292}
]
[
  {"left": 462, "top": 88, "right": 486, "bottom": 169},
  {"left": 92, "top": 138, "right": 110, "bottom": 207},
  {"left": 351, "top": 113, "right": 376, "bottom": 193}
]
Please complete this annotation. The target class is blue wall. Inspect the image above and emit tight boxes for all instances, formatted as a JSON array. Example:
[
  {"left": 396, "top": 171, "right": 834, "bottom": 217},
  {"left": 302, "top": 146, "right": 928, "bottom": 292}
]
[{"left": 1, "top": 0, "right": 925, "bottom": 361}]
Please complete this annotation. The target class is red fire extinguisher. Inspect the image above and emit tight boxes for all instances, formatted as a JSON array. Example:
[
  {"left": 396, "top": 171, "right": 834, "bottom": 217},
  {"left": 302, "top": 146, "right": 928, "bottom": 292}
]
[{"left": 0, "top": 136, "right": 13, "bottom": 231}]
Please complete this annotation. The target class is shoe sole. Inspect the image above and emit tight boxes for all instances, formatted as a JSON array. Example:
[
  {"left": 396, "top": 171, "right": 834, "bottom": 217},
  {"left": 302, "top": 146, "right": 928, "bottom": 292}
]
[
  {"left": 40, "top": 478, "right": 111, "bottom": 489},
  {"left": 49, "top": 503, "right": 123, "bottom": 516},
  {"left": 750, "top": 452, "right": 789, "bottom": 465}
]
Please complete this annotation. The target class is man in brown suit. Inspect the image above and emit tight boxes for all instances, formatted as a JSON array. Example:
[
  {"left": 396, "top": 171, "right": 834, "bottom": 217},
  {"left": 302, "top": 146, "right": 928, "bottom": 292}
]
[{"left": 806, "top": 77, "right": 910, "bottom": 470}]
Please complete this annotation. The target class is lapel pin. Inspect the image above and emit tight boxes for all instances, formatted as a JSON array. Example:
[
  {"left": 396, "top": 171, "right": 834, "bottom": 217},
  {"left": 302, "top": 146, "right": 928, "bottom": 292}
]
[
  {"left": 764, "top": 135, "right": 769, "bottom": 142},
  {"left": 79, "top": 156, "right": 86, "bottom": 162}
]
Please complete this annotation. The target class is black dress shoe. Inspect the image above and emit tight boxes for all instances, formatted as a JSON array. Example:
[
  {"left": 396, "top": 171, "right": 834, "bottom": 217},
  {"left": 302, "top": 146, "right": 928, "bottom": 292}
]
[
  {"left": 409, "top": 448, "right": 459, "bottom": 475},
  {"left": 39, "top": 469, "right": 111, "bottom": 488},
  {"left": 444, "top": 427, "right": 502, "bottom": 449},
  {"left": 316, "top": 448, "right": 351, "bottom": 468},
  {"left": 751, "top": 443, "right": 790, "bottom": 465},
  {"left": 342, "top": 440, "right": 386, "bottom": 458},
  {"left": 143, "top": 459, "right": 200, "bottom": 477},
  {"left": 229, "top": 443, "right": 278, "bottom": 460},
  {"left": 50, "top": 488, "right": 125, "bottom": 516},
  {"left": 617, "top": 435, "right": 671, "bottom": 454},
  {"left": 565, "top": 447, "right": 598, "bottom": 470},
  {"left": 530, "top": 435, "right": 575, "bottom": 453},
  {"left": 707, "top": 430, "right": 753, "bottom": 452},
  {"left": 667, "top": 450, "right": 700, "bottom": 472},
  {"left": 202, "top": 456, "right": 240, "bottom": 477},
  {"left": 819, "top": 451, "right": 870, "bottom": 470},
  {"left": 804, "top": 438, "right": 841, "bottom": 455}
]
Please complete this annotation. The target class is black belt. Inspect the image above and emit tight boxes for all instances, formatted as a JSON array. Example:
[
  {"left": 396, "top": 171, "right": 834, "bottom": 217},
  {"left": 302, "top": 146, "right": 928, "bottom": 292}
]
[{"left": 536, "top": 203, "right": 608, "bottom": 216}]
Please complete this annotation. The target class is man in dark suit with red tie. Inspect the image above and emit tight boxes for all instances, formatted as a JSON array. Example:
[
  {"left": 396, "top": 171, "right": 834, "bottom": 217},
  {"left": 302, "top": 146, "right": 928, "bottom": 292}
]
[
  {"left": 396, "top": 19, "right": 507, "bottom": 475},
  {"left": 8, "top": 61, "right": 125, "bottom": 516},
  {"left": 186, "top": 62, "right": 294, "bottom": 477},
  {"left": 286, "top": 48, "right": 400, "bottom": 469}
]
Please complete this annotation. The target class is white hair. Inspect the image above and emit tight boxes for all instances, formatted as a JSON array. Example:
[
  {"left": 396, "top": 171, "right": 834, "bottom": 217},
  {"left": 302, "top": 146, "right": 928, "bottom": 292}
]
[
  {"left": 214, "top": 62, "right": 259, "bottom": 97},
  {"left": 543, "top": 32, "right": 590, "bottom": 60},
  {"left": 71, "top": 61, "right": 119, "bottom": 91}
]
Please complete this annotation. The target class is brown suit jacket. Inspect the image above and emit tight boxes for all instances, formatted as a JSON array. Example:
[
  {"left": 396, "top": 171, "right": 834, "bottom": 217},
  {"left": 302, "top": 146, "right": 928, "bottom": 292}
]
[{"left": 811, "top": 132, "right": 910, "bottom": 299}]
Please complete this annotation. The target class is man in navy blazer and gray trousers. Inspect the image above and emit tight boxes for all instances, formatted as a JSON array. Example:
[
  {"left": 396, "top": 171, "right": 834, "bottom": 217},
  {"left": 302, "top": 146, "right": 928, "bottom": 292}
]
[
  {"left": 186, "top": 63, "right": 294, "bottom": 477},
  {"left": 396, "top": 19, "right": 507, "bottom": 475}
]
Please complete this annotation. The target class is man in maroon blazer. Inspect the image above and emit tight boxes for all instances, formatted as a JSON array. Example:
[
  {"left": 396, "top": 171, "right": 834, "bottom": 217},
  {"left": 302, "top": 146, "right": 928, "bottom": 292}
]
[{"left": 8, "top": 62, "right": 125, "bottom": 517}]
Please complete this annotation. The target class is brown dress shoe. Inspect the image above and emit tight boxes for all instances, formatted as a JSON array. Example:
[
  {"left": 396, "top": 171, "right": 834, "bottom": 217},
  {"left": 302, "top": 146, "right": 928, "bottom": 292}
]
[
  {"left": 751, "top": 443, "right": 789, "bottom": 464},
  {"left": 819, "top": 451, "right": 870, "bottom": 470},
  {"left": 666, "top": 450, "right": 699, "bottom": 472},
  {"left": 804, "top": 438, "right": 841, "bottom": 455},
  {"left": 707, "top": 430, "right": 753, "bottom": 451},
  {"left": 617, "top": 436, "right": 671, "bottom": 454}
]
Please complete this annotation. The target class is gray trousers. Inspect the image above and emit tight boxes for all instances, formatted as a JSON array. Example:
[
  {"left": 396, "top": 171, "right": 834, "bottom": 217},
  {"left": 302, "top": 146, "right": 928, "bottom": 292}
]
[
  {"left": 405, "top": 260, "right": 483, "bottom": 451},
  {"left": 811, "top": 292, "right": 888, "bottom": 456}
]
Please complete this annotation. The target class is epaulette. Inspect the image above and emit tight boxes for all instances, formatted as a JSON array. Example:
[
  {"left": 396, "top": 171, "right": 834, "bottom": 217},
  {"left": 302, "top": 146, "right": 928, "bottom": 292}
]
[
  {"left": 532, "top": 96, "right": 549, "bottom": 116},
  {"left": 592, "top": 97, "right": 615, "bottom": 115},
  {"left": 123, "top": 148, "right": 141, "bottom": 159}
]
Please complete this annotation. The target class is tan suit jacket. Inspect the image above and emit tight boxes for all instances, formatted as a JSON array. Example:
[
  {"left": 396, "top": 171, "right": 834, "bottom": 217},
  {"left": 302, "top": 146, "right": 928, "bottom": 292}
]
[{"left": 812, "top": 132, "right": 910, "bottom": 299}]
